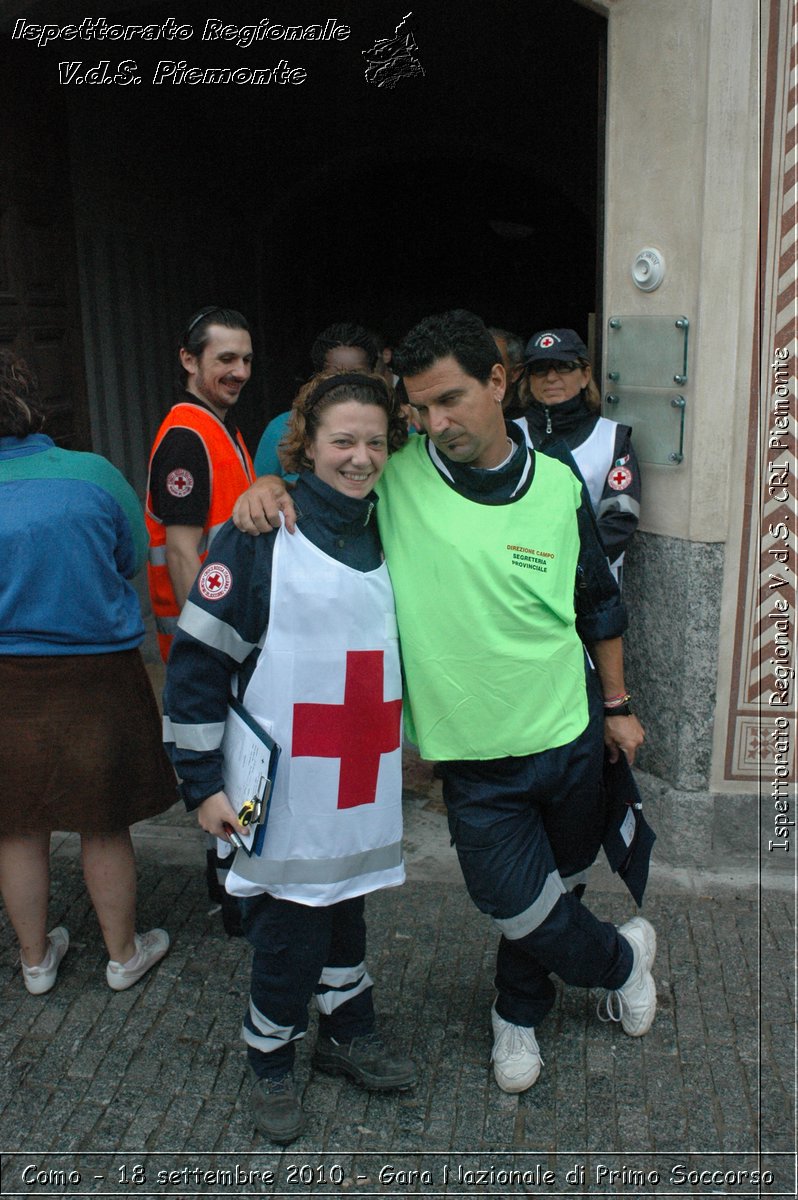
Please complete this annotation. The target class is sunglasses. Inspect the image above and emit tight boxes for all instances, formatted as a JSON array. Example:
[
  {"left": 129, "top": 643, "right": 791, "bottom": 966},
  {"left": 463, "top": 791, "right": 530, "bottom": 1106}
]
[{"left": 526, "top": 360, "right": 583, "bottom": 377}]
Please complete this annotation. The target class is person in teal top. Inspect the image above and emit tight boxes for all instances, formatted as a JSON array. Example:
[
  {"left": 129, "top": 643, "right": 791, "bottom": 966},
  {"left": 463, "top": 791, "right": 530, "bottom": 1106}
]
[
  {"left": 234, "top": 310, "right": 657, "bottom": 1097},
  {"left": 253, "top": 323, "right": 378, "bottom": 481},
  {"left": 253, "top": 409, "right": 293, "bottom": 478}
]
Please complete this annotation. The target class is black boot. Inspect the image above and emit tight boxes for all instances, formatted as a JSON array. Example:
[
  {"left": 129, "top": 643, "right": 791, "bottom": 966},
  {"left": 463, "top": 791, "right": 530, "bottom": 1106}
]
[
  {"left": 251, "top": 1072, "right": 305, "bottom": 1144},
  {"left": 313, "top": 1031, "right": 416, "bottom": 1090}
]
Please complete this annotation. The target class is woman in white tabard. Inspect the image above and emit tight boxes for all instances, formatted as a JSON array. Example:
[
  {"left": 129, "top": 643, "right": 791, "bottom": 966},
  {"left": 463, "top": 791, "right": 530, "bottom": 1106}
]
[{"left": 164, "top": 370, "right": 416, "bottom": 1145}]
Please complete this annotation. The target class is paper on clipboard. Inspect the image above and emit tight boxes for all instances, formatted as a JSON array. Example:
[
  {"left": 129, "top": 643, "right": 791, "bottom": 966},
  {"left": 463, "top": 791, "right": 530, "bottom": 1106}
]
[{"left": 218, "top": 697, "right": 281, "bottom": 858}]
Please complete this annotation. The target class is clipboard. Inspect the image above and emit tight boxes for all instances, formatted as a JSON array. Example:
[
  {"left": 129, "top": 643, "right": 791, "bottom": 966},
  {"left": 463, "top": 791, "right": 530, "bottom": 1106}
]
[{"left": 220, "top": 697, "right": 281, "bottom": 857}]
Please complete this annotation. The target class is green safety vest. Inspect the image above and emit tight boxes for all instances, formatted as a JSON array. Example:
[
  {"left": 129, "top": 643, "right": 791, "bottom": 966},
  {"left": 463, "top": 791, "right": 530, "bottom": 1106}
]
[{"left": 377, "top": 437, "right": 588, "bottom": 760}]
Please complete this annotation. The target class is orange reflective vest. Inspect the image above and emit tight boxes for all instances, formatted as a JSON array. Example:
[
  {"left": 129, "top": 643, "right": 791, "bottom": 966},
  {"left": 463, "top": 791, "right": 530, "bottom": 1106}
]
[{"left": 145, "top": 401, "right": 255, "bottom": 661}]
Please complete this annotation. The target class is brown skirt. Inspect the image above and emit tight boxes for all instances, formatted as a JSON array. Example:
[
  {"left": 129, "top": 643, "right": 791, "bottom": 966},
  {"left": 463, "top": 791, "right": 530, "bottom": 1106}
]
[{"left": 0, "top": 649, "right": 179, "bottom": 833}]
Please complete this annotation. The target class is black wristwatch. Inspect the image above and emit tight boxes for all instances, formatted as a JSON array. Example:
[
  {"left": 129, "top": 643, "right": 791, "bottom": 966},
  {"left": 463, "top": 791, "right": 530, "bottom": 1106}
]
[{"left": 604, "top": 701, "right": 633, "bottom": 718}]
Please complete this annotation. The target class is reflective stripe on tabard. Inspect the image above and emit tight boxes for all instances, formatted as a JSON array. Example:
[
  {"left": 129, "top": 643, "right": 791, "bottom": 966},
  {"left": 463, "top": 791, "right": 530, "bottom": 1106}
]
[{"left": 226, "top": 524, "right": 405, "bottom": 905}]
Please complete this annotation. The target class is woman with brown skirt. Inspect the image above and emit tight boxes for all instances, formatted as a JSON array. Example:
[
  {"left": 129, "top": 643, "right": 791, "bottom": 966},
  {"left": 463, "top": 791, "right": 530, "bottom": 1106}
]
[{"left": 0, "top": 351, "right": 178, "bottom": 994}]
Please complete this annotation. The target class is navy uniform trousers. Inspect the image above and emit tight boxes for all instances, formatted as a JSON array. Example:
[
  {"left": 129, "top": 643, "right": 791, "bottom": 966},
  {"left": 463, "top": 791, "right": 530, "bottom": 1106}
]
[
  {"left": 240, "top": 893, "right": 375, "bottom": 1079},
  {"left": 439, "top": 673, "right": 633, "bottom": 1026}
]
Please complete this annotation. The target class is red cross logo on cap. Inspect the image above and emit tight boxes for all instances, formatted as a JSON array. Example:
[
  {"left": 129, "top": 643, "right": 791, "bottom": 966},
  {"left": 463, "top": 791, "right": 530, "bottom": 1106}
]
[
  {"left": 537, "top": 334, "right": 558, "bottom": 349},
  {"left": 292, "top": 650, "right": 402, "bottom": 809},
  {"left": 198, "top": 562, "right": 232, "bottom": 600}
]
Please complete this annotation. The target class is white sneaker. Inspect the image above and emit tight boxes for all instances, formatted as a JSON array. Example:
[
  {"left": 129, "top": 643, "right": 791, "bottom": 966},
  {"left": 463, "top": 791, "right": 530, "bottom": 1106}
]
[
  {"left": 490, "top": 1004, "right": 543, "bottom": 1092},
  {"left": 106, "top": 929, "right": 169, "bottom": 991},
  {"left": 597, "top": 916, "right": 657, "bottom": 1036},
  {"left": 22, "top": 927, "right": 69, "bottom": 995},
  {"left": 620, "top": 916, "right": 656, "bottom": 972}
]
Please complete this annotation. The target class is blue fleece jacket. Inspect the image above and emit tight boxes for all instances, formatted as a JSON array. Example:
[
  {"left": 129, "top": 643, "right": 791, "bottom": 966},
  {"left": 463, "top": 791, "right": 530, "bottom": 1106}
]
[{"left": 0, "top": 434, "right": 147, "bottom": 654}]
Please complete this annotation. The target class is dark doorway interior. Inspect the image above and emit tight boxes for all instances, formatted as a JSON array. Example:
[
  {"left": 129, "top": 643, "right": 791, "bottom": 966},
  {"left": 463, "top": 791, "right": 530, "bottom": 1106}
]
[{"left": 4, "top": 0, "right": 605, "bottom": 447}]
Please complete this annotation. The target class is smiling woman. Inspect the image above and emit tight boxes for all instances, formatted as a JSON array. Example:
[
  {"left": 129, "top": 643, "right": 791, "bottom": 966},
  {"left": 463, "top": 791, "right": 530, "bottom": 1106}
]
[
  {"left": 162, "top": 368, "right": 414, "bottom": 1144},
  {"left": 279, "top": 369, "right": 405, "bottom": 494}
]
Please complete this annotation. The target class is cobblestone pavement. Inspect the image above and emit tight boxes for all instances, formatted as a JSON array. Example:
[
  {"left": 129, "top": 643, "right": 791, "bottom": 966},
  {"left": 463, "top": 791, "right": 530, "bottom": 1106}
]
[{"left": 0, "top": 757, "right": 794, "bottom": 1198}]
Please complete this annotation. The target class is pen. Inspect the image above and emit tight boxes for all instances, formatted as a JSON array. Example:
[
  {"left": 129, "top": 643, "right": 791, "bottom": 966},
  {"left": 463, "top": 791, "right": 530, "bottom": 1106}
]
[{"left": 222, "top": 822, "right": 244, "bottom": 851}]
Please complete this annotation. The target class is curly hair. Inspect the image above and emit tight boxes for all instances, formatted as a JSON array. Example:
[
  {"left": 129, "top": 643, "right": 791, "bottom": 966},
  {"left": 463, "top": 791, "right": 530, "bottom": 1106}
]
[
  {"left": 0, "top": 351, "right": 44, "bottom": 437},
  {"left": 309, "top": 323, "right": 378, "bottom": 372},
  {"left": 279, "top": 370, "right": 407, "bottom": 476}
]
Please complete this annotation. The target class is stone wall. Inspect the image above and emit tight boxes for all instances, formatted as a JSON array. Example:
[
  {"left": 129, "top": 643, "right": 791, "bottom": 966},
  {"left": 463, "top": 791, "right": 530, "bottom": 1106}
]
[{"left": 622, "top": 532, "right": 780, "bottom": 873}]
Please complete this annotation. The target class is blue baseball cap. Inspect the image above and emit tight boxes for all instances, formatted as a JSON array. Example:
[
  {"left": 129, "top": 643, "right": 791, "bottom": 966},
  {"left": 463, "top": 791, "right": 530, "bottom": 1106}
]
[{"left": 524, "top": 328, "right": 589, "bottom": 364}]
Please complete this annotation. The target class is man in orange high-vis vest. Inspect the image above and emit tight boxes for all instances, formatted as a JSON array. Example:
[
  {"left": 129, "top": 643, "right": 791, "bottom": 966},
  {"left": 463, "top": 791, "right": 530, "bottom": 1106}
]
[{"left": 146, "top": 307, "right": 256, "bottom": 663}]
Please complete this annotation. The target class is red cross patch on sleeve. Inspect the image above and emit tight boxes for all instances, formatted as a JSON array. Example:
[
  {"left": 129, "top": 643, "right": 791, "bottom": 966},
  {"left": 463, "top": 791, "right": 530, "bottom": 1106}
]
[
  {"left": 607, "top": 465, "right": 632, "bottom": 491},
  {"left": 166, "top": 468, "right": 194, "bottom": 498},
  {"left": 198, "top": 562, "right": 232, "bottom": 601}
]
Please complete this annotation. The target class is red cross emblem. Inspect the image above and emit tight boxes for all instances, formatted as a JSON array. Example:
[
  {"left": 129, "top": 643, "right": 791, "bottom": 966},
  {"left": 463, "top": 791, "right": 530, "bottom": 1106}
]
[
  {"left": 198, "top": 562, "right": 232, "bottom": 600},
  {"left": 607, "top": 465, "right": 632, "bottom": 492},
  {"left": 167, "top": 467, "right": 194, "bottom": 498},
  {"left": 537, "top": 334, "right": 558, "bottom": 349},
  {"left": 292, "top": 650, "right": 401, "bottom": 809}
]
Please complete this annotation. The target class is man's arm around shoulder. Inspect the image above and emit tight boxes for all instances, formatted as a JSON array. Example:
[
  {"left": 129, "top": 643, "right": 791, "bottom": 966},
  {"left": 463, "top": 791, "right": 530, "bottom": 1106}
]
[{"left": 233, "top": 475, "right": 297, "bottom": 534}]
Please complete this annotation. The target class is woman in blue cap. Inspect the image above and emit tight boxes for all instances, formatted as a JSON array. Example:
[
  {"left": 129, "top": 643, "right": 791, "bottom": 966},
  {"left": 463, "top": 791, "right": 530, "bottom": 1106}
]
[{"left": 519, "top": 329, "right": 640, "bottom": 584}]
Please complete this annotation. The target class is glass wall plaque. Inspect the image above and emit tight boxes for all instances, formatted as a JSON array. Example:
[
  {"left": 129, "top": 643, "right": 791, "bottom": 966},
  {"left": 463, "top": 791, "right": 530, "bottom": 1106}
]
[
  {"left": 605, "top": 315, "right": 689, "bottom": 388},
  {"left": 604, "top": 388, "right": 686, "bottom": 465},
  {"left": 604, "top": 316, "right": 689, "bottom": 464}
]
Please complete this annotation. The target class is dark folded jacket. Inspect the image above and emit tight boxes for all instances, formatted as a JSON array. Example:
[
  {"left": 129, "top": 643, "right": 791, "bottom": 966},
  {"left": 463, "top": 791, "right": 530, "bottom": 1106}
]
[{"left": 602, "top": 751, "right": 656, "bottom": 906}]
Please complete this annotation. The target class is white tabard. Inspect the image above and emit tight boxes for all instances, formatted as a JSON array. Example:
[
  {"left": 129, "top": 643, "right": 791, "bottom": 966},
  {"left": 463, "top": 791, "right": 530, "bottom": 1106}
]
[
  {"left": 226, "top": 525, "right": 405, "bottom": 905},
  {"left": 569, "top": 417, "right": 617, "bottom": 512}
]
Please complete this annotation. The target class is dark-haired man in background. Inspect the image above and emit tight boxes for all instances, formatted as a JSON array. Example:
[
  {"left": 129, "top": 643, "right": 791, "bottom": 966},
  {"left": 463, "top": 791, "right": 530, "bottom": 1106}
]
[
  {"left": 488, "top": 325, "right": 526, "bottom": 418},
  {"left": 146, "top": 306, "right": 256, "bottom": 937},
  {"left": 145, "top": 306, "right": 255, "bottom": 663}
]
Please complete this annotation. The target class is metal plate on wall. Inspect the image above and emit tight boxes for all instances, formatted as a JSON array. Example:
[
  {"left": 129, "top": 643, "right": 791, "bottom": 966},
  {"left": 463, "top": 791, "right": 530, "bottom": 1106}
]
[
  {"left": 604, "top": 388, "right": 686, "bottom": 465},
  {"left": 606, "top": 315, "right": 689, "bottom": 388}
]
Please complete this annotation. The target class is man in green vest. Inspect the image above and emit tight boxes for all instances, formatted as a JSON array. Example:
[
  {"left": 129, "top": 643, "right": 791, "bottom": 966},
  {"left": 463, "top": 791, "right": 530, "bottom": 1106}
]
[{"left": 233, "top": 309, "right": 656, "bottom": 1094}]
